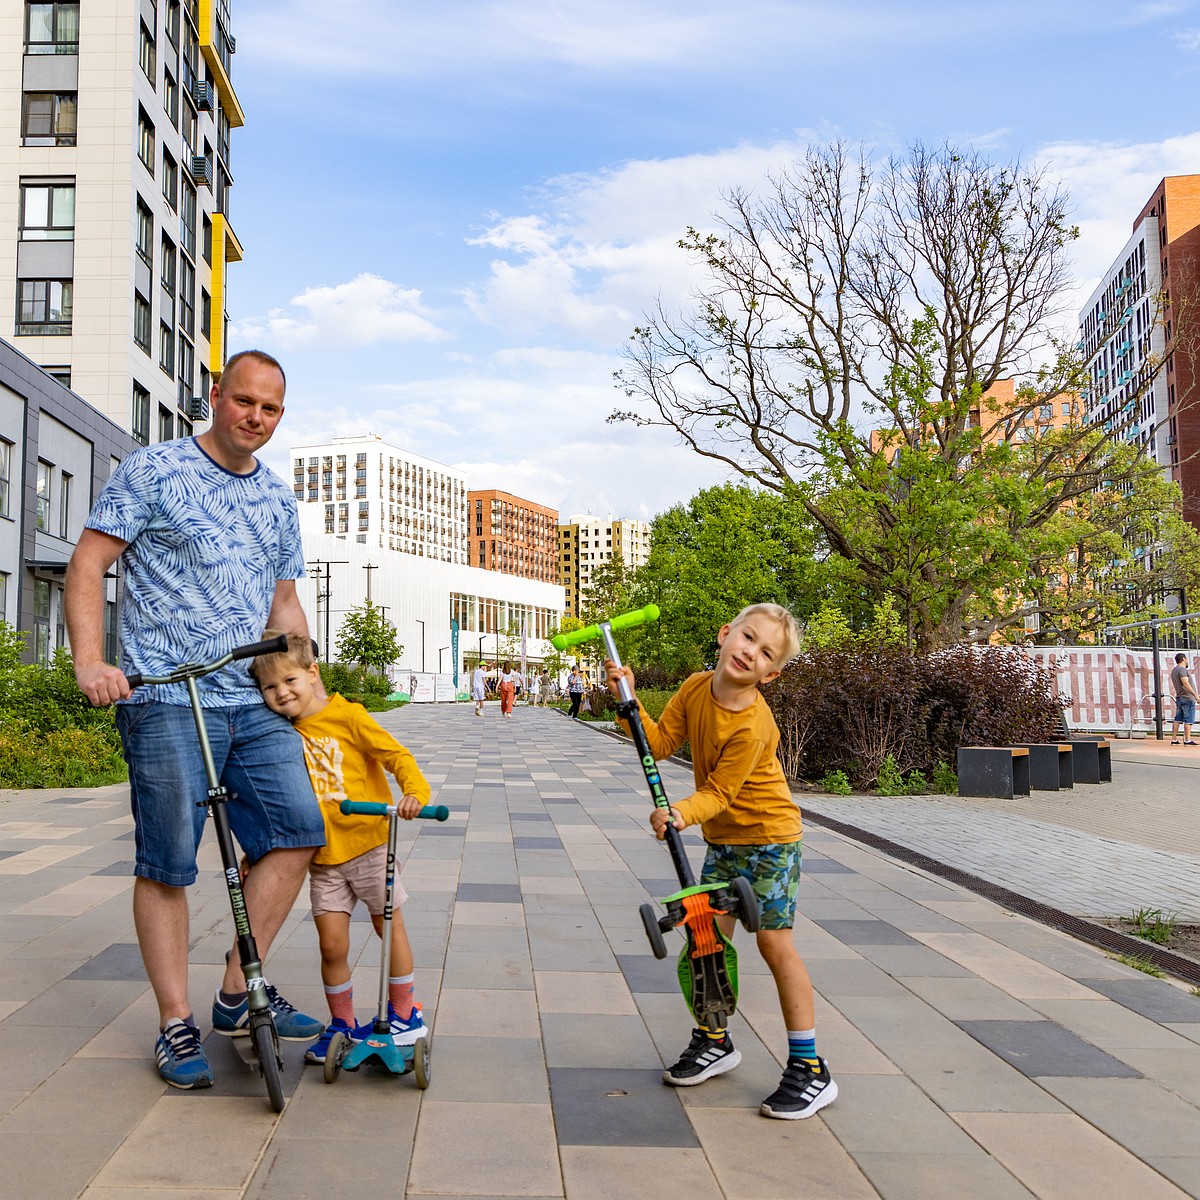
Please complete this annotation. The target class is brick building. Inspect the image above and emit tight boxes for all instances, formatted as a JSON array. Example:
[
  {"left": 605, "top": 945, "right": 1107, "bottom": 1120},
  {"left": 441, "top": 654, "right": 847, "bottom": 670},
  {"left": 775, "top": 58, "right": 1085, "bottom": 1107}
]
[{"left": 467, "top": 489, "right": 558, "bottom": 584}]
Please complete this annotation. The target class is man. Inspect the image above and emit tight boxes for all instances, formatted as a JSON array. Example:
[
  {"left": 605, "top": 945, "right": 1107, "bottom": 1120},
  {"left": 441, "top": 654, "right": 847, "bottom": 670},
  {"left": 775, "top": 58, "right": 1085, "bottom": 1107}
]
[
  {"left": 65, "top": 350, "right": 326, "bottom": 1090},
  {"left": 1170, "top": 652, "right": 1199, "bottom": 746}
]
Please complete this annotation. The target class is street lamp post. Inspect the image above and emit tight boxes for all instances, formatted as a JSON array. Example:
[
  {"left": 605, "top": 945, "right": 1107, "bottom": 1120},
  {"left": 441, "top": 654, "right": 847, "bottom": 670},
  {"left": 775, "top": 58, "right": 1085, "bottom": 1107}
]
[
  {"left": 439, "top": 645, "right": 449, "bottom": 673},
  {"left": 415, "top": 619, "right": 425, "bottom": 673}
]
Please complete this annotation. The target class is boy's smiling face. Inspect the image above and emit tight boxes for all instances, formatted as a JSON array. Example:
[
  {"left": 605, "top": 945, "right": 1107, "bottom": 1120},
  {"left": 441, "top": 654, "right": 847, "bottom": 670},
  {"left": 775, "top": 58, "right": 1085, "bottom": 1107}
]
[
  {"left": 714, "top": 615, "right": 789, "bottom": 690},
  {"left": 257, "top": 658, "right": 324, "bottom": 721}
]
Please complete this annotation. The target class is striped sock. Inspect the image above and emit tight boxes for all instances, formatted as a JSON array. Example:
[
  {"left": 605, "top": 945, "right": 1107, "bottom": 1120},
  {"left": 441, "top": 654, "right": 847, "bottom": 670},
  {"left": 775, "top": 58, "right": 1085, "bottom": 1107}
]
[
  {"left": 788, "top": 1028, "right": 818, "bottom": 1065},
  {"left": 324, "top": 980, "right": 355, "bottom": 1025},
  {"left": 388, "top": 973, "right": 415, "bottom": 1015}
]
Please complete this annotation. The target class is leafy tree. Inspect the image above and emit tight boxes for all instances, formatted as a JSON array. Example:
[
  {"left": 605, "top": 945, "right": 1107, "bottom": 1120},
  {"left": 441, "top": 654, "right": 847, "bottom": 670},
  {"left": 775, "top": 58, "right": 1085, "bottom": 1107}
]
[
  {"left": 614, "top": 142, "right": 1180, "bottom": 648},
  {"left": 335, "top": 600, "right": 402, "bottom": 674},
  {"left": 580, "top": 553, "right": 634, "bottom": 625}
]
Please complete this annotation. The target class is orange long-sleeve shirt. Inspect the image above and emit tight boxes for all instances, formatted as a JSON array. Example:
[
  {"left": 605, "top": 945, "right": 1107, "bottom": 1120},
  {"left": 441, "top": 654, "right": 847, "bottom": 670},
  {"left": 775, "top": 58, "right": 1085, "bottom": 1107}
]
[
  {"left": 294, "top": 694, "right": 430, "bottom": 866},
  {"left": 620, "top": 672, "right": 802, "bottom": 846}
]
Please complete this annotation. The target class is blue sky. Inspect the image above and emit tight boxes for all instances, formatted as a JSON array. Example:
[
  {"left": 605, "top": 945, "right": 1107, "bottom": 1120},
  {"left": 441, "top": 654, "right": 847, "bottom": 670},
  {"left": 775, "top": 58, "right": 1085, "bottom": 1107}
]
[{"left": 225, "top": 0, "right": 1200, "bottom": 519}]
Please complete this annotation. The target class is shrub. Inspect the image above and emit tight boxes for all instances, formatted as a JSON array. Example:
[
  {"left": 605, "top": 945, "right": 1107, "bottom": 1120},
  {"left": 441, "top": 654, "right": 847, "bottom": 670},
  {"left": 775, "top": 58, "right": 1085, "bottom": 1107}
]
[
  {"left": 318, "top": 661, "right": 398, "bottom": 709},
  {"left": 903, "top": 769, "right": 930, "bottom": 795},
  {"left": 931, "top": 761, "right": 958, "bottom": 794},
  {"left": 818, "top": 769, "right": 852, "bottom": 795},
  {"left": 874, "top": 754, "right": 906, "bottom": 796}
]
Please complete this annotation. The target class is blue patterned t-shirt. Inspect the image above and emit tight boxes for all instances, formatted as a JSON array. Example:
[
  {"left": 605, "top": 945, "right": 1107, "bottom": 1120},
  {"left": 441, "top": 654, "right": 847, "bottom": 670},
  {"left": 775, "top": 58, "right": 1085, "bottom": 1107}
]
[{"left": 88, "top": 438, "right": 305, "bottom": 707}]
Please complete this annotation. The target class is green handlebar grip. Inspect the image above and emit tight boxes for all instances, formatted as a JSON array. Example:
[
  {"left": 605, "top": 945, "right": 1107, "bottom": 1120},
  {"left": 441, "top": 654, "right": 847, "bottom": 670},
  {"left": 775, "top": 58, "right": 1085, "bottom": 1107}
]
[
  {"left": 339, "top": 801, "right": 449, "bottom": 821},
  {"left": 551, "top": 604, "right": 660, "bottom": 649}
]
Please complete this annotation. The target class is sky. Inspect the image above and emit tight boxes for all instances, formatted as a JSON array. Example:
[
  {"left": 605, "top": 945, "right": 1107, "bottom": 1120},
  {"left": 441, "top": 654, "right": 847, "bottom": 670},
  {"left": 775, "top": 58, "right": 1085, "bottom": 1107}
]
[{"left": 224, "top": 0, "right": 1200, "bottom": 522}]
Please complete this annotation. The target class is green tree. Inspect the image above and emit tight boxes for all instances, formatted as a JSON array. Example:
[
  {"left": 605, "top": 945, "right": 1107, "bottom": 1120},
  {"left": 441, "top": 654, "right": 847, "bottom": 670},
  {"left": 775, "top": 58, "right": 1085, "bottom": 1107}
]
[
  {"left": 580, "top": 553, "right": 634, "bottom": 625},
  {"left": 335, "top": 600, "right": 402, "bottom": 674}
]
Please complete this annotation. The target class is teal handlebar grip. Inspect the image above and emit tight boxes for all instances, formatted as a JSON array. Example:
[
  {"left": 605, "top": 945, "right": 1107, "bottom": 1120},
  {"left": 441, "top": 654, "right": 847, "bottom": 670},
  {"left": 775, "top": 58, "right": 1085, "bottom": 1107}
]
[
  {"left": 551, "top": 604, "right": 660, "bottom": 649},
  {"left": 339, "top": 801, "right": 449, "bottom": 821}
]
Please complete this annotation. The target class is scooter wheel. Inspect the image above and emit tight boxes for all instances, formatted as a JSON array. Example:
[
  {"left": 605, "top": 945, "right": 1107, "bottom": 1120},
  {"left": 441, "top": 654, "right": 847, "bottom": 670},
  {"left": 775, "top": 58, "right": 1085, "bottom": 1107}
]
[
  {"left": 251, "top": 1016, "right": 285, "bottom": 1113},
  {"left": 412, "top": 1035, "right": 431, "bottom": 1089},
  {"left": 323, "top": 1030, "right": 348, "bottom": 1085},
  {"left": 732, "top": 875, "right": 760, "bottom": 933},
  {"left": 640, "top": 902, "right": 668, "bottom": 959}
]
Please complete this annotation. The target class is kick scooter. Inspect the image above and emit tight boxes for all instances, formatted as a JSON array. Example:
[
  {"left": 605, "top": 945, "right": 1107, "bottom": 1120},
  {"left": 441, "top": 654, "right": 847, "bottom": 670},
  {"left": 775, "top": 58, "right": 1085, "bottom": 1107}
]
[
  {"left": 321, "top": 798, "right": 449, "bottom": 1088},
  {"left": 127, "top": 633, "right": 294, "bottom": 1113},
  {"left": 552, "top": 607, "right": 759, "bottom": 1037}
]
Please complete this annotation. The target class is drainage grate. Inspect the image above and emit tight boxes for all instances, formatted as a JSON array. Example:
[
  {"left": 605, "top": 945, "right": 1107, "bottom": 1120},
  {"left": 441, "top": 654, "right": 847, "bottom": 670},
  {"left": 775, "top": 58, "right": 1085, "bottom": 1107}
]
[{"left": 804, "top": 806, "right": 1200, "bottom": 987}]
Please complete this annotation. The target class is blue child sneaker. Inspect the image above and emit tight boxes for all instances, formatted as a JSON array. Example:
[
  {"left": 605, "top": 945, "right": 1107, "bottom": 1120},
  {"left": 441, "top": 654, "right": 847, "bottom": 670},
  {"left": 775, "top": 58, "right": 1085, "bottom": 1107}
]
[
  {"left": 388, "top": 1002, "right": 427, "bottom": 1046},
  {"left": 304, "top": 1016, "right": 357, "bottom": 1065},
  {"left": 155, "top": 1017, "right": 214, "bottom": 1089},
  {"left": 212, "top": 984, "right": 325, "bottom": 1042}
]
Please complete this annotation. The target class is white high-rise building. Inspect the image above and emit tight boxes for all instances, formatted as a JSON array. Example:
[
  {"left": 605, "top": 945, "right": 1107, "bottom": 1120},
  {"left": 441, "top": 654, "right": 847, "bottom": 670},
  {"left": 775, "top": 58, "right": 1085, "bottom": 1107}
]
[
  {"left": 0, "top": 0, "right": 244, "bottom": 443},
  {"left": 557, "top": 514, "right": 652, "bottom": 620}
]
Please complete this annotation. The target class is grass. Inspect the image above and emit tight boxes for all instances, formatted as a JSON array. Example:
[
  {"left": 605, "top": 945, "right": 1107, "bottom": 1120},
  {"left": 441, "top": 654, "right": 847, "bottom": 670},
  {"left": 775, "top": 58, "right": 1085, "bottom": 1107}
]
[
  {"left": 1127, "top": 907, "right": 1179, "bottom": 945},
  {"left": 1110, "top": 952, "right": 1166, "bottom": 978}
]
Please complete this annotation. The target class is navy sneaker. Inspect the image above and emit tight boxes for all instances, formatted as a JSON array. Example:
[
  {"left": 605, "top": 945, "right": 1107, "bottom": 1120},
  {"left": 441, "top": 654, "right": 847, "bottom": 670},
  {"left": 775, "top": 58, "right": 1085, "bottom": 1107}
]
[
  {"left": 304, "top": 1017, "right": 357, "bottom": 1065},
  {"left": 760, "top": 1057, "right": 839, "bottom": 1119},
  {"left": 155, "top": 1018, "right": 214, "bottom": 1089},
  {"left": 388, "top": 1002, "right": 427, "bottom": 1046},
  {"left": 212, "top": 985, "right": 325, "bottom": 1042},
  {"left": 662, "top": 1028, "right": 741, "bottom": 1086}
]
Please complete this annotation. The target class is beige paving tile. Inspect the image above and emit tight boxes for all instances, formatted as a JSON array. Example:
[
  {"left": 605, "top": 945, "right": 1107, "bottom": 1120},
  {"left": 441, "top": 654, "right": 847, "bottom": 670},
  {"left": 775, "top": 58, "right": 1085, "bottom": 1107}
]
[
  {"left": 0, "top": 1131, "right": 124, "bottom": 1198},
  {"left": 0, "top": 843, "right": 89, "bottom": 874},
  {"left": 911, "top": 932, "right": 1098, "bottom": 999},
  {"left": 452, "top": 901, "right": 528, "bottom": 927},
  {"left": 898, "top": 975, "right": 1045, "bottom": 1021},
  {"left": 1112, "top": 1045, "right": 1200, "bottom": 1106},
  {"left": 434, "top": 987, "right": 540, "bottom": 1038},
  {"left": 1028, "top": 997, "right": 1198, "bottom": 1051},
  {"left": 521, "top": 875, "right": 585, "bottom": 894},
  {"left": 408, "top": 1100, "right": 560, "bottom": 1196},
  {"left": 0, "top": 1088, "right": 27, "bottom": 1118},
  {"left": 534, "top": 970, "right": 637, "bottom": 1015},
  {"left": 92, "top": 1097, "right": 280, "bottom": 1191},
  {"left": 687, "top": 1106, "right": 879, "bottom": 1199},
  {"left": 954, "top": 1112, "right": 1192, "bottom": 1199},
  {"left": 560, "top": 1146, "right": 723, "bottom": 1200},
  {"left": 81, "top": 1190, "right": 238, "bottom": 1199},
  {"left": 9, "top": 876, "right": 133, "bottom": 917},
  {"left": 851, "top": 1151, "right": 1036, "bottom": 1199}
]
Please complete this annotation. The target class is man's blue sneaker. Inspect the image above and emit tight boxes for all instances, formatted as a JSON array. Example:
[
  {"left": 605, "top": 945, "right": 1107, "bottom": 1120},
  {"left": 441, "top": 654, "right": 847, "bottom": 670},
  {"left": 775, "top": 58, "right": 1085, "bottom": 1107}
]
[
  {"left": 155, "top": 1017, "right": 214, "bottom": 1089},
  {"left": 304, "top": 1016, "right": 357, "bottom": 1065},
  {"left": 388, "top": 1002, "right": 427, "bottom": 1046},
  {"left": 211, "top": 985, "right": 325, "bottom": 1042}
]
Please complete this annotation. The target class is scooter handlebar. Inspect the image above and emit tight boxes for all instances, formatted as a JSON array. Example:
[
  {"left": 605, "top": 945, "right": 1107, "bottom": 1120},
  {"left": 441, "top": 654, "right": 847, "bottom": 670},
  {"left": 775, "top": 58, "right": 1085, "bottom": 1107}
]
[
  {"left": 124, "top": 633, "right": 293, "bottom": 690},
  {"left": 231, "top": 633, "right": 291, "bottom": 662},
  {"left": 551, "top": 604, "right": 660, "bottom": 649},
  {"left": 339, "top": 801, "right": 449, "bottom": 821}
]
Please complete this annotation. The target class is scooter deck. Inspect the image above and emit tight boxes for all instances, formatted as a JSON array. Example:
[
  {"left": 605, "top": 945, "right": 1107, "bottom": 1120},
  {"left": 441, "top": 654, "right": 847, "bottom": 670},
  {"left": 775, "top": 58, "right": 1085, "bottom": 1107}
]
[
  {"left": 342, "top": 1031, "right": 413, "bottom": 1075},
  {"left": 674, "top": 890, "right": 740, "bottom": 1027}
]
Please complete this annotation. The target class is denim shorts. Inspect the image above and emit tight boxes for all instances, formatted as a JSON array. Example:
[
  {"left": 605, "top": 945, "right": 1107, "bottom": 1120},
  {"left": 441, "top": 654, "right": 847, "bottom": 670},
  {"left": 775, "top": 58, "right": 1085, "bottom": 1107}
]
[
  {"left": 700, "top": 841, "right": 802, "bottom": 930},
  {"left": 117, "top": 701, "right": 325, "bottom": 887},
  {"left": 309, "top": 843, "right": 410, "bottom": 917},
  {"left": 1175, "top": 696, "right": 1196, "bottom": 724}
]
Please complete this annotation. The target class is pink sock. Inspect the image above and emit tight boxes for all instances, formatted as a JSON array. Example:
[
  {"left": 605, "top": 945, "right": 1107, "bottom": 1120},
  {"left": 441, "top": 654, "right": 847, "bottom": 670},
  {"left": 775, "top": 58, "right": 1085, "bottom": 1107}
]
[
  {"left": 388, "top": 973, "right": 415, "bottom": 1015},
  {"left": 325, "top": 980, "right": 355, "bottom": 1025}
]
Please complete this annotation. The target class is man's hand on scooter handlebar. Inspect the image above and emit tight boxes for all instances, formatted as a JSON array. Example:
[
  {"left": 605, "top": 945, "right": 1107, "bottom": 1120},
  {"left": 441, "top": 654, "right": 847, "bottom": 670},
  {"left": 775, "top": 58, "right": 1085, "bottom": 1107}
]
[
  {"left": 75, "top": 661, "right": 131, "bottom": 707},
  {"left": 604, "top": 660, "right": 635, "bottom": 699},
  {"left": 397, "top": 795, "right": 426, "bottom": 820},
  {"left": 650, "top": 806, "right": 685, "bottom": 839}
]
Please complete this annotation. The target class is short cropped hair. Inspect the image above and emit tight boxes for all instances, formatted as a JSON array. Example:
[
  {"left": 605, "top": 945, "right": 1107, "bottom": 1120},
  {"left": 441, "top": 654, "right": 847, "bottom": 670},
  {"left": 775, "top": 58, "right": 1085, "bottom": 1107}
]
[
  {"left": 1177, "top": 652, "right": 1188, "bottom": 664},
  {"left": 248, "top": 628, "right": 314, "bottom": 682},
  {"left": 221, "top": 349, "right": 287, "bottom": 395},
  {"left": 729, "top": 603, "right": 802, "bottom": 662}
]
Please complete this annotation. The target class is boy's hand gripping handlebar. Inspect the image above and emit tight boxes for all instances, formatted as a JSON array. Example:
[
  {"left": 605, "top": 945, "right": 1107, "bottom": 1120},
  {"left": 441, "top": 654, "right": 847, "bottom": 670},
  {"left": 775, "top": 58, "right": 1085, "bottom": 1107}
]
[{"left": 340, "top": 801, "right": 450, "bottom": 821}]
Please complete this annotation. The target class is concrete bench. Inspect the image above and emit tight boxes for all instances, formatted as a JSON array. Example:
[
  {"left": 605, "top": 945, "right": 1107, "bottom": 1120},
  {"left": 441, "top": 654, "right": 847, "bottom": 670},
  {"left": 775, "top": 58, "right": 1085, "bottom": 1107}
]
[
  {"left": 1014, "top": 743, "right": 1074, "bottom": 791},
  {"left": 957, "top": 747, "right": 1030, "bottom": 800},
  {"left": 1063, "top": 738, "right": 1111, "bottom": 784}
]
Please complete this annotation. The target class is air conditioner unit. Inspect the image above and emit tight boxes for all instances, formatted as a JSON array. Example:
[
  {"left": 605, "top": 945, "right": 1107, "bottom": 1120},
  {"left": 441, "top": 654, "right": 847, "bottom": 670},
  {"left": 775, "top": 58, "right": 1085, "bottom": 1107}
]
[
  {"left": 191, "top": 79, "right": 213, "bottom": 110},
  {"left": 186, "top": 395, "right": 209, "bottom": 422},
  {"left": 190, "top": 155, "right": 213, "bottom": 187}
]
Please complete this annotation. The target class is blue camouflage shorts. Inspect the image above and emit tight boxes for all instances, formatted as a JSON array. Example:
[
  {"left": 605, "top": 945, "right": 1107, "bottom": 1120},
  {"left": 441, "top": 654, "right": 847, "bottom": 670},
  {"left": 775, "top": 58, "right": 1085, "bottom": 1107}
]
[{"left": 700, "top": 841, "right": 802, "bottom": 930}]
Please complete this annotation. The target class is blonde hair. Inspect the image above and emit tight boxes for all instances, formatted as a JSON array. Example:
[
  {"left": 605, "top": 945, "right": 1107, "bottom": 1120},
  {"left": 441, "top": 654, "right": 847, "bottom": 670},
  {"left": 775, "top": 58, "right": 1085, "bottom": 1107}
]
[
  {"left": 247, "top": 628, "right": 315, "bottom": 682},
  {"left": 729, "top": 603, "right": 802, "bottom": 662}
]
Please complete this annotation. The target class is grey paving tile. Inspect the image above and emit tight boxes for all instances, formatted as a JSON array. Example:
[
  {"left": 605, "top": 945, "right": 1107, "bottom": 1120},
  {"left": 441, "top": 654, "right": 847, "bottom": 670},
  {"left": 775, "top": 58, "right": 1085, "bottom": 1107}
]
[
  {"left": 456, "top": 882, "right": 523, "bottom": 903},
  {"left": 813, "top": 919, "right": 920, "bottom": 946},
  {"left": 1077, "top": 978, "right": 1200, "bottom": 1024},
  {"left": 807, "top": 959, "right": 912, "bottom": 998},
  {"left": 66, "top": 942, "right": 146, "bottom": 981},
  {"left": 852, "top": 1152, "right": 1036, "bottom": 1199},
  {"left": 427, "top": 1035, "right": 550, "bottom": 1103},
  {"left": 541, "top": 1012, "right": 658, "bottom": 1068},
  {"left": 548, "top": 1066, "right": 698, "bottom": 1147},
  {"left": 513, "top": 836, "right": 564, "bottom": 850},
  {"left": 617, "top": 954, "right": 680, "bottom": 994},
  {"left": 803, "top": 857, "right": 858, "bottom": 874},
  {"left": 853, "top": 944, "right": 975, "bottom": 977},
  {"left": 957, "top": 1020, "right": 1143, "bottom": 1079}
]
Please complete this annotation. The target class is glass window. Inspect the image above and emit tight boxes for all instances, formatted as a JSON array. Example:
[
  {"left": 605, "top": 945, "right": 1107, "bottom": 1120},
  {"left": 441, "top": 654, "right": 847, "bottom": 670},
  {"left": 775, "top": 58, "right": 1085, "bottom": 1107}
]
[
  {"left": 22, "top": 92, "right": 77, "bottom": 146},
  {"left": 165, "top": 0, "right": 179, "bottom": 46},
  {"left": 25, "top": 2, "right": 80, "bottom": 54},
  {"left": 133, "top": 291, "right": 151, "bottom": 352},
  {"left": 132, "top": 382, "right": 150, "bottom": 445},
  {"left": 138, "top": 107, "right": 155, "bottom": 174},
  {"left": 20, "top": 181, "right": 74, "bottom": 240},
  {"left": 158, "top": 405, "right": 173, "bottom": 443},
  {"left": 163, "top": 69, "right": 178, "bottom": 127},
  {"left": 136, "top": 197, "right": 154, "bottom": 265},
  {"left": 0, "top": 440, "right": 11, "bottom": 517},
  {"left": 180, "top": 182, "right": 196, "bottom": 257},
  {"left": 139, "top": 20, "right": 156, "bottom": 84},
  {"left": 162, "top": 150, "right": 177, "bottom": 209},
  {"left": 179, "top": 258, "right": 195, "bottom": 335},
  {"left": 202, "top": 214, "right": 212, "bottom": 264},
  {"left": 17, "top": 280, "right": 72, "bottom": 335},
  {"left": 57, "top": 470, "right": 71, "bottom": 538},
  {"left": 160, "top": 236, "right": 176, "bottom": 297},
  {"left": 159, "top": 322, "right": 174, "bottom": 377},
  {"left": 35, "top": 460, "right": 51, "bottom": 530},
  {"left": 177, "top": 336, "right": 194, "bottom": 404},
  {"left": 33, "top": 578, "right": 50, "bottom": 664}
]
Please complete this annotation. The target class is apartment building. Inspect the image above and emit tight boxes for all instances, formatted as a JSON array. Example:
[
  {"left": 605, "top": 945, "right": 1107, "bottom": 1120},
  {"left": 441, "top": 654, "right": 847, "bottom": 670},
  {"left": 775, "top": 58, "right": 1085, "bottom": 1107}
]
[
  {"left": 557, "top": 514, "right": 651, "bottom": 621},
  {"left": 1079, "top": 175, "right": 1200, "bottom": 523},
  {"left": 0, "top": 0, "right": 244, "bottom": 445},
  {"left": 467, "top": 489, "right": 558, "bottom": 583},
  {"left": 290, "top": 435, "right": 469, "bottom": 564}
]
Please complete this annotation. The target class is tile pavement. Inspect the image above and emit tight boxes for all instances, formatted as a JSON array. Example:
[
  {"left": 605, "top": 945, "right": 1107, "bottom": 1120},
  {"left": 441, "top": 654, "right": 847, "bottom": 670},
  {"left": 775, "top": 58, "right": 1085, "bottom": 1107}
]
[{"left": 0, "top": 703, "right": 1197, "bottom": 1198}]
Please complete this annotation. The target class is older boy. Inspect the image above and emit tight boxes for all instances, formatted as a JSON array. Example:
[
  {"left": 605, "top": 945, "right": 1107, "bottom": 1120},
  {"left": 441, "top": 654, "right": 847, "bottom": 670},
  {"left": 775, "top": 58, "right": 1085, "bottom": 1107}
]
[
  {"left": 250, "top": 633, "right": 431, "bottom": 1063},
  {"left": 605, "top": 603, "right": 836, "bottom": 1120}
]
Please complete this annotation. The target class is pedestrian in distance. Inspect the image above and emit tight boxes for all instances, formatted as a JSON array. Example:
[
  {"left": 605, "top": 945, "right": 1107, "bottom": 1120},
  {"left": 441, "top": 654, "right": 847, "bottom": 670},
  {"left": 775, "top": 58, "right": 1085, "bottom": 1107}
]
[
  {"left": 538, "top": 668, "right": 552, "bottom": 706},
  {"left": 605, "top": 603, "right": 837, "bottom": 1121},
  {"left": 249, "top": 632, "right": 430, "bottom": 1063},
  {"left": 1171, "top": 652, "right": 1199, "bottom": 745},
  {"left": 472, "top": 660, "right": 487, "bottom": 716},
  {"left": 64, "top": 350, "right": 326, "bottom": 1091},
  {"left": 528, "top": 671, "right": 541, "bottom": 706},
  {"left": 567, "top": 665, "right": 585, "bottom": 718},
  {"left": 498, "top": 661, "right": 517, "bottom": 717}
]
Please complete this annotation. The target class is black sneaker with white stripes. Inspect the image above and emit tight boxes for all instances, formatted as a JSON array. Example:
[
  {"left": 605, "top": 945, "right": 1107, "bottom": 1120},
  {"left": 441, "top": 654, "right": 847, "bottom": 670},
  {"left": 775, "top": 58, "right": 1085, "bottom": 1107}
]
[
  {"left": 760, "top": 1056, "right": 838, "bottom": 1119},
  {"left": 662, "top": 1028, "right": 742, "bottom": 1086}
]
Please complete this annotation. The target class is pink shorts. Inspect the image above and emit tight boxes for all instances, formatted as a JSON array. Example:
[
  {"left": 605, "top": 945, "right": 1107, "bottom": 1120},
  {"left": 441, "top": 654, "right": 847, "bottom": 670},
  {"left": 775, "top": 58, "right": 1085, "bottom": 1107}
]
[{"left": 308, "top": 844, "right": 409, "bottom": 917}]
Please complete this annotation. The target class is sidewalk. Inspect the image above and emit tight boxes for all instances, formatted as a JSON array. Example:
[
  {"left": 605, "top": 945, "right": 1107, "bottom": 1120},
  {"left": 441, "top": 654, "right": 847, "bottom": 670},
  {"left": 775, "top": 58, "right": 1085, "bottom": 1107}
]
[{"left": 0, "top": 704, "right": 1197, "bottom": 1199}]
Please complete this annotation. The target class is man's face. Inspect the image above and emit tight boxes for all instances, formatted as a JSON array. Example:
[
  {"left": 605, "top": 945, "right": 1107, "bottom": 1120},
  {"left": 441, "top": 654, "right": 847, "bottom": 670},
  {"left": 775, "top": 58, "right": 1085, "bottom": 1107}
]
[{"left": 208, "top": 357, "right": 286, "bottom": 461}]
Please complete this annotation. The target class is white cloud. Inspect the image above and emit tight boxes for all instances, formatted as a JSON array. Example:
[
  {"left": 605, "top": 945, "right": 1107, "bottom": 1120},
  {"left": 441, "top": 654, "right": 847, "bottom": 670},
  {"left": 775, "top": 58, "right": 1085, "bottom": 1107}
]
[
  {"left": 1177, "top": 26, "right": 1200, "bottom": 48},
  {"left": 232, "top": 274, "right": 449, "bottom": 348}
]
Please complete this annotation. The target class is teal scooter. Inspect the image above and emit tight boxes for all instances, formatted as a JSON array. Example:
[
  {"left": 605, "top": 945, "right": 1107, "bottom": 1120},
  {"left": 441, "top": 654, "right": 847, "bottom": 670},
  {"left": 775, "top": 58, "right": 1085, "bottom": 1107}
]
[{"left": 321, "top": 799, "right": 449, "bottom": 1087}]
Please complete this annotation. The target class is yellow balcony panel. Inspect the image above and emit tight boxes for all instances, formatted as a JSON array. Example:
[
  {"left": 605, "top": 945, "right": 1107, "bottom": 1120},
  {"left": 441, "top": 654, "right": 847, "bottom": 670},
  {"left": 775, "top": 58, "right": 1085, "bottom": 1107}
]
[
  {"left": 221, "top": 214, "right": 244, "bottom": 263},
  {"left": 199, "top": 0, "right": 246, "bottom": 127}
]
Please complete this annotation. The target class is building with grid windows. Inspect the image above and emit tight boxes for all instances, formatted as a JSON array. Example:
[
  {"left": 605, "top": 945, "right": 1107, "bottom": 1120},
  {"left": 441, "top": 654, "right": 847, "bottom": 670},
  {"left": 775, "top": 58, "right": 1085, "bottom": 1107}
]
[
  {"left": 467, "top": 489, "right": 558, "bottom": 582},
  {"left": 557, "top": 515, "right": 651, "bottom": 621},
  {"left": 0, "top": 0, "right": 244, "bottom": 446}
]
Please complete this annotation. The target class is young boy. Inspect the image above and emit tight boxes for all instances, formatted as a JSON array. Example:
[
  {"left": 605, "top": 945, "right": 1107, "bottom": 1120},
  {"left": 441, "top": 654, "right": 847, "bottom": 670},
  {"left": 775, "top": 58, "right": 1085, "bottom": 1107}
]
[
  {"left": 250, "top": 632, "right": 430, "bottom": 1064},
  {"left": 605, "top": 603, "right": 836, "bottom": 1120}
]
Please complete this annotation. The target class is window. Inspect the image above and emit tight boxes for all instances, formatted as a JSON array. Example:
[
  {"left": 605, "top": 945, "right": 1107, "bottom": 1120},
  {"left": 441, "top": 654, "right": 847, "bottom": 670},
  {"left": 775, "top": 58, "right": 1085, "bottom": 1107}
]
[
  {"left": 132, "top": 382, "right": 151, "bottom": 445},
  {"left": 25, "top": 2, "right": 79, "bottom": 54},
  {"left": 22, "top": 92, "right": 77, "bottom": 146},
  {"left": 163, "top": 69, "right": 178, "bottom": 127},
  {"left": 179, "top": 258, "right": 195, "bottom": 335},
  {"left": 0, "top": 573, "right": 7, "bottom": 625},
  {"left": 133, "top": 291, "right": 151, "bottom": 352},
  {"left": 162, "top": 150, "right": 178, "bottom": 209},
  {"left": 44, "top": 365, "right": 70, "bottom": 387},
  {"left": 158, "top": 405, "right": 174, "bottom": 442},
  {"left": 139, "top": 20, "right": 156, "bottom": 84},
  {"left": 177, "top": 336, "right": 194, "bottom": 406},
  {"left": 159, "top": 322, "right": 174, "bottom": 377},
  {"left": 17, "top": 280, "right": 72, "bottom": 335},
  {"left": 136, "top": 197, "right": 154, "bottom": 265},
  {"left": 160, "top": 236, "right": 176, "bottom": 298},
  {"left": 138, "top": 107, "right": 155, "bottom": 174},
  {"left": 57, "top": 470, "right": 71, "bottom": 538},
  {"left": 20, "top": 180, "right": 74, "bottom": 240},
  {"left": 165, "top": 0, "right": 179, "bottom": 46},
  {"left": 202, "top": 214, "right": 212, "bottom": 264},
  {"left": 180, "top": 182, "right": 196, "bottom": 256},
  {"left": 35, "top": 460, "right": 51, "bottom": 530},
  {"left": 0, "top": 440, "right": 11, "bottom": 517},
  {"left": 33, "top": 578, "right": 50, "bottom": 665}
]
